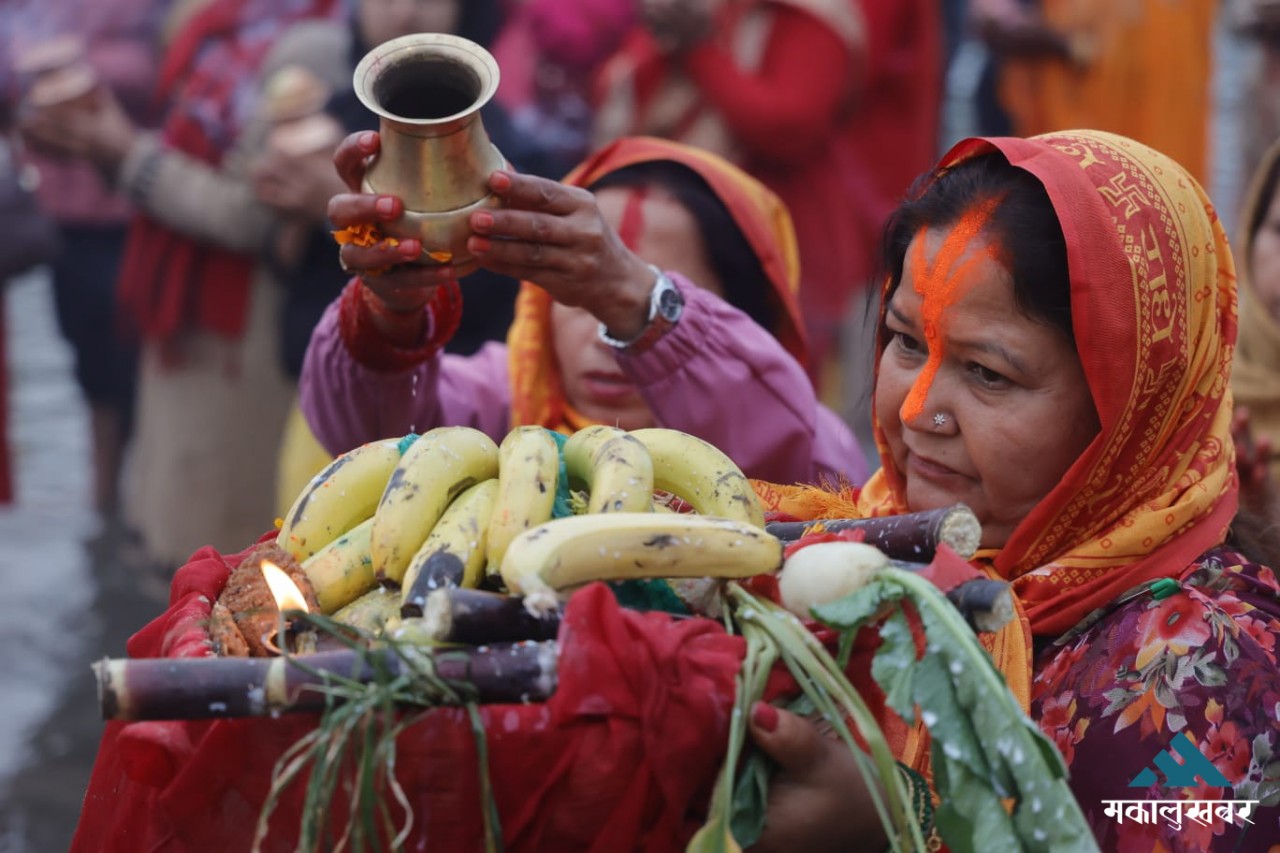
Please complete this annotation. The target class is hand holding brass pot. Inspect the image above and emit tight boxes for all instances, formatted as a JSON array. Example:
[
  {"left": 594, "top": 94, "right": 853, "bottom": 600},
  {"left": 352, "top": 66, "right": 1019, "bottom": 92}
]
[{"left": 353, "top": 33, "right": 506, "bottom": 268}]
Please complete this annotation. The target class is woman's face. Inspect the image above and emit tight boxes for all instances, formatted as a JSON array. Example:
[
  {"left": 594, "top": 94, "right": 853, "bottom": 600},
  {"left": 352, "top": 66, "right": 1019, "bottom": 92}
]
[
  {"left": 875, "top": 226, "right": 1099, "bottom": 549},
  {"left": 551, "top": 185, "right": 726, "bottom": 430},
  {"left": 1250, "top": 184, "right": 1280, "bottom": 323},
  {"left": 358, "top": 0, "right": 460, "bottom": 47}
]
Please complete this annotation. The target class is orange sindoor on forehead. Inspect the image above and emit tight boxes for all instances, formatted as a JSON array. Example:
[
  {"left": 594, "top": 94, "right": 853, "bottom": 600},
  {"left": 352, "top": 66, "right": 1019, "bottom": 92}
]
[
  {"left": 899, "top": 197, "right": 1004, "bottom": 423},
  {"left": 616, "top": 186, "right": 649, "bottom": 251}
]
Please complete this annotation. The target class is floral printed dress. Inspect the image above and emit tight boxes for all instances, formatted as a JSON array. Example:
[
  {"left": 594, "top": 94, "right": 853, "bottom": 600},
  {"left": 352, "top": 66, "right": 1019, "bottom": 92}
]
[{"left": 1032, "top": 547, "right": 1280, "bottom": 852}]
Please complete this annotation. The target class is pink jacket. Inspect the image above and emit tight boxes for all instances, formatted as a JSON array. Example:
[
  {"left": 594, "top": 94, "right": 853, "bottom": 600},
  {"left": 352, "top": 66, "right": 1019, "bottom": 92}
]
[{"left": 300, "top": 275, "right": 868, "bottom": 486}]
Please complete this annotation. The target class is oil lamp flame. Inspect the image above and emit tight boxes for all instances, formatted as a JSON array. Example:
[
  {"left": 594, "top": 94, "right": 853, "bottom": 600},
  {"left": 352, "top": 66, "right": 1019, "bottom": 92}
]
[{"left": 260, "top": 560, "right": 310, "bottom": 614}]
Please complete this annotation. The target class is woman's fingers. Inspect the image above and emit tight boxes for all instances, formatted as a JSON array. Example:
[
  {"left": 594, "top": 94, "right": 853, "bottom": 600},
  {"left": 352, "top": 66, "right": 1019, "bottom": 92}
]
[
  {"left": 467, "top": 235, "right": 583, "bottom": 281},
  {"left": 488, "top": 170, "right": 591, "bottom": 215},
  {"left": 747, "top": 704, "right": 827, "bottom": 774},
  {"left": 470, "top": 208, "right": 577, "bottom": 246},
  {"left": 327, "top": 192, "right": 403, "bottom": 228},
  {"left": 339, "top": 239, "right": 423, "bottom": 273},
  {"left": 333, "top": 131, "right": 380, "bottom": 191}
]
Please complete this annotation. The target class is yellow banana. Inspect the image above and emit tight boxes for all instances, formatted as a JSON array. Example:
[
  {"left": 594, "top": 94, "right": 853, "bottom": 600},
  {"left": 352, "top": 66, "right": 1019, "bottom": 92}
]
[
  {"left": 486, "top": 426, "right": 560, "bottom": 575},
  {"left": 563, "top": 425, "right": 653, "bottom": 513},
  {"left": 628, "top": 428, "right": 765, "bottom": 527},
  {"left": 501, "top": 513, "right": 784, "bottom": 614},
  {"left": 401, "top": 478, "right": 500, "bottom": 616},
  {"left": 300, "top": 517, "right": 376, "bottom": 614},
  {"left": 277, "top": 437, "right": 405, "bottom": 561},
  {"left": 371, "top": 426, "right": 500, "bottom": 585}
]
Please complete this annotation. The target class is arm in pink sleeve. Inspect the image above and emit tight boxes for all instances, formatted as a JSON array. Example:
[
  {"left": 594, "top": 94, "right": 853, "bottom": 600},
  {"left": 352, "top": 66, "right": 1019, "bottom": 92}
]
[
  {"left": 527, "top": 0, "right": 637, "bottom": 73},
  {"left": 298, "top": 301, "right": 514, "bottom": 456},
  {"left": 617, "top": 276, "right": 869, "bottom": 485}
]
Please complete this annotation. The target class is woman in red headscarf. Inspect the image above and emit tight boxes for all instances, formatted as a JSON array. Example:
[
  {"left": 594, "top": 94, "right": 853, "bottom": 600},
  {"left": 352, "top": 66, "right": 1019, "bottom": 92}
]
[
  {"left": 744, "top": 130, "right": 1280, "bottom": 851},
  {"left": 301, "top": 134, "right": 867, "bottom": 485}
]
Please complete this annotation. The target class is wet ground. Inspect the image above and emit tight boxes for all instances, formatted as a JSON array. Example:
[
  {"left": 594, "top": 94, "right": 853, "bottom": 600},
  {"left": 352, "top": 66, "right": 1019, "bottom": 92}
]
[{"left": 0, "top": 271, "right": 168, "bottom": 852}]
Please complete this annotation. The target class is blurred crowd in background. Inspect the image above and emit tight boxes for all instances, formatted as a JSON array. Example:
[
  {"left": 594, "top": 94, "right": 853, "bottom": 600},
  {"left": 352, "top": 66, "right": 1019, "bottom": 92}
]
[{"left": 3, "top": 0, "right": 1280, "bottom": 575}]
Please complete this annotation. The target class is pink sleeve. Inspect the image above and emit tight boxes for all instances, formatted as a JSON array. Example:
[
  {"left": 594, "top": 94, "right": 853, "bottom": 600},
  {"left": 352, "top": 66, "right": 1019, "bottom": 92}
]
[
  {"left": 527, "top": 0, "right": 637, "bottom": 73},
  {"left": 617, "top": 275, "right": 869, "bottom": 486},
  {"left": 298, "top": 301, "right": 513, "bottom": 455}
]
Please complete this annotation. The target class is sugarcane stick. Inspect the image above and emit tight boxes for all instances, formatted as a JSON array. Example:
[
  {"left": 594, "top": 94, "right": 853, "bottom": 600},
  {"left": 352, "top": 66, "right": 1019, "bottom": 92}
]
[
  {"left": 423, "top": 588, "right": 562, "bottom": 644},
  {"left": 95, "top": 641, "right": 559, "bottom": 722},
  {"left": 943, "top": 578, "right": 1014, "bottom": 633},
  {"left": 765, "top": 505, "right": 981, "bottom": 561},
  {"left": 883, "top": 559, "right": 1012, "bottom": 633}
]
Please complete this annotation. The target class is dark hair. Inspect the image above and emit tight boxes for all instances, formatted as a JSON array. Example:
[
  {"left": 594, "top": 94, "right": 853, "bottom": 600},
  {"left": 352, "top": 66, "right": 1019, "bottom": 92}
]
[
  {"left": 587, "top": 162, "right": 778, "bottom": 334},
  {"left": 882, "top": 153, "right": 1073, "bottom": 339}
]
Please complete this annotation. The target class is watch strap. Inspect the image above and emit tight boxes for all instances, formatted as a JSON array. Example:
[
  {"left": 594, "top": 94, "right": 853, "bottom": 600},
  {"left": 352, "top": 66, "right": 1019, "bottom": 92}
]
[{"left": 597, "top": 265, "right": 683, "bottom": 353}]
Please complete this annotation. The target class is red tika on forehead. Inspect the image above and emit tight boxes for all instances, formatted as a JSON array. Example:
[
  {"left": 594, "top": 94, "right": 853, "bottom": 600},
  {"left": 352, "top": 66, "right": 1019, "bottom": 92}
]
[
  {"left": 617, "top": 186, "right": 649, "bottom": 251},
  {"left": 900, "top": 196, "right": 1004, "bottom": 423}
]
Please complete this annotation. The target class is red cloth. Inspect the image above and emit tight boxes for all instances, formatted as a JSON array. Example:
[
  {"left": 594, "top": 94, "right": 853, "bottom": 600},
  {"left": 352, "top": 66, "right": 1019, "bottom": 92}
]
[
  {"left": 594, "top": 0, "right": 943, "bottom": 362},
  {"left": 71, "top": 544, "right": 753, "bottom": 852}
]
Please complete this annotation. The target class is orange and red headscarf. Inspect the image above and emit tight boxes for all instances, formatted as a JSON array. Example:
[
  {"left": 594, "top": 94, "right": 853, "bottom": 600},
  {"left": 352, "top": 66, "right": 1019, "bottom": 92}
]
[
  {"left": 506, "top": 136, "right": 809, "bottom": 432},
  {"left": 771, "top": 130, "right": 1238, "bottom": 634},
  {"left": 762, "top": 131, "right": 1238, "bottom": 742}
]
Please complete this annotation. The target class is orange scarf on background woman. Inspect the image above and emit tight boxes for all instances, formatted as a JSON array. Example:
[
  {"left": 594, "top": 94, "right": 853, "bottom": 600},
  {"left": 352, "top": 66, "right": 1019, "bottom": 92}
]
[
  {"left": 998, "top": 0, "right": 1216, "bottom": 184},
  {"left": 761, "top": 131, "right": 1239, "bottom": 762},
  {"left": 506, "top": 136, "right": 809, "bottom": 432}
]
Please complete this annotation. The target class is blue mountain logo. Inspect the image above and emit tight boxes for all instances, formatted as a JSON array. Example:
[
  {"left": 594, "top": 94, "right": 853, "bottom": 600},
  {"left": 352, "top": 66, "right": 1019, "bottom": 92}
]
[{"left": 1129, "top": 733, "right": 1229, "bottom": 788}]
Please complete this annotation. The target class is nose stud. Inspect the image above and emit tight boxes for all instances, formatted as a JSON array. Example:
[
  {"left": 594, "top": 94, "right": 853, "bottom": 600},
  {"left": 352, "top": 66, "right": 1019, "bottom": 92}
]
[{"left": 933, "top": 413, "right": 947, "bottom": 428}]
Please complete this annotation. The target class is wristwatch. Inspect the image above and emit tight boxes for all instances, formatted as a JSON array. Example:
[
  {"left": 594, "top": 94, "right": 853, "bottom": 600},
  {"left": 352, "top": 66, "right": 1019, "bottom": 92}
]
[{"left": 597, "top": 265, "right": 684, "bottom": 353}]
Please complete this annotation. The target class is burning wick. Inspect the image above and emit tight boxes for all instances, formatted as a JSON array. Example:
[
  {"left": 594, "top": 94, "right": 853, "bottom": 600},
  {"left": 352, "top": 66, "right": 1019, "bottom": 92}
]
[{"left": 260, "top": 560, "right": 310, "bottom": 655}]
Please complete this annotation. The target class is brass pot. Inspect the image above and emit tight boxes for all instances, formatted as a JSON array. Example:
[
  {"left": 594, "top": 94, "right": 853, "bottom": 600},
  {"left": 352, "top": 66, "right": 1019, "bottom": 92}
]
[{"left": 353, "top": 33, "right": 505, "bottom": 267}]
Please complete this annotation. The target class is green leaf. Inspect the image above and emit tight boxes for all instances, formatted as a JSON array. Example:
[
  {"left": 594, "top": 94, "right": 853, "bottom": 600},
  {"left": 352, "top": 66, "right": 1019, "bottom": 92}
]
[
  {"left": 911, "top": 653, "right": 992, "bottom": 784},
  {"left": 728, "top": 751, "right": 772, "bottom": 848},
  {"left": 932, "top": 759, "right": 1019, "bottom": 853},
  {"left": 812, "top": 581, "right": 903, "bottom": 630},
  {"left": 871, "top": 609, "right": 917, "bottom": 722}
]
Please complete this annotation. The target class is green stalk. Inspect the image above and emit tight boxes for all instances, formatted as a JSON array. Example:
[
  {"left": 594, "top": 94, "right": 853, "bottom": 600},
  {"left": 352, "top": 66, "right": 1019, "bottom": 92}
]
[
  {"left": 727, "top": 585, "right": 924, "bottom": 851},
  {"left": 813, "top": 566, "right": 1098, "bottom": 853},
  {"left": 687, "top": 622, "right": 777, "bottom": 852}
]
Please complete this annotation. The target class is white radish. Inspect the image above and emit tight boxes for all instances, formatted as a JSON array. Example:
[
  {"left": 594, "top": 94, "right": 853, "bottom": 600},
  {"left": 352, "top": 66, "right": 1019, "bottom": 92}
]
[{"left": 779, "top": 541, "right": 889, "bottom": 617}]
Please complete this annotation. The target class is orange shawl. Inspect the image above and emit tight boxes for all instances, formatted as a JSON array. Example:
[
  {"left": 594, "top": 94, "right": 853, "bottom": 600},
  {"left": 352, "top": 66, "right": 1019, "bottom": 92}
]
[
  {"left": 761, "top": 132, "right": 1238, "bottom": 756},
  {"left": 998, "top": 0, "right": 1215, "bottom": 184},
  {"left": 506, "top": 136, "right": 808, "bottom": 432}
]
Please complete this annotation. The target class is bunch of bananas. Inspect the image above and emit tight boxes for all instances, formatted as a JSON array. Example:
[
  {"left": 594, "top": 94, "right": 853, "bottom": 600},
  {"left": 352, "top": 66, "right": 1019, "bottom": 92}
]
[{"left": 276, "top": 425, "right": 783, "bottom": 621}]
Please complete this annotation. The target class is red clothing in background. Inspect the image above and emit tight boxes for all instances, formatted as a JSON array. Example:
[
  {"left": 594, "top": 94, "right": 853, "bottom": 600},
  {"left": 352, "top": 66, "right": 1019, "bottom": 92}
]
[{"left": 593, "top": 0, "right": 943, "bottom": 363}]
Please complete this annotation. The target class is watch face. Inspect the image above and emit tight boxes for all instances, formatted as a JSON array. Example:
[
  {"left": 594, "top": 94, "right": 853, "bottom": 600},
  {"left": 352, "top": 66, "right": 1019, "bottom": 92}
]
[{"left": 656, "top": 279, "right": 683, "bottom": 321}]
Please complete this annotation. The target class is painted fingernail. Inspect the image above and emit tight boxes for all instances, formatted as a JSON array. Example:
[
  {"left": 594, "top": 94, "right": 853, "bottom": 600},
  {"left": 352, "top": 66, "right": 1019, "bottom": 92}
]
[
  {"left": 359, "top": 131, "right": 376, "bottom": 148},
  {"left": 752, "top": 702, "right": 778, "bottom": 733},
  {"left": 468, "top": 235, "right": 491, "bottom": 254},
  {"left": 376, "top": 197, "right": 396, "bottom": 215},
  {"left": 489, "top": 171, "right": 512, "bottom": 191},
  {"left": 472, "top": 211, "right": 493, "bottom": 231},
  {"left": 399, "top": 240, "right": 420, "bottom": 257}
]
